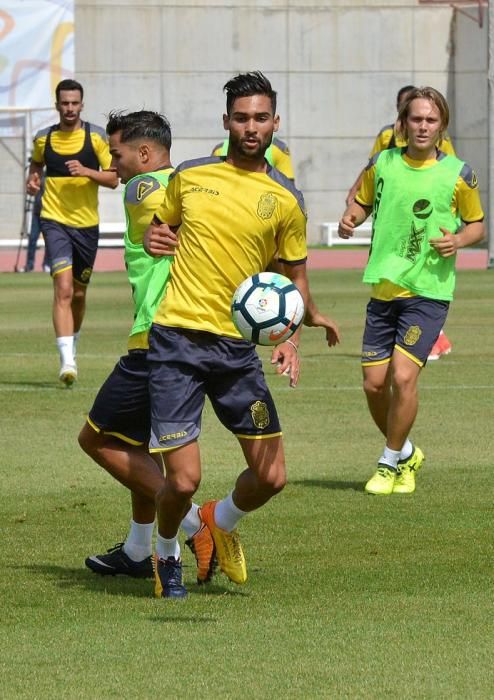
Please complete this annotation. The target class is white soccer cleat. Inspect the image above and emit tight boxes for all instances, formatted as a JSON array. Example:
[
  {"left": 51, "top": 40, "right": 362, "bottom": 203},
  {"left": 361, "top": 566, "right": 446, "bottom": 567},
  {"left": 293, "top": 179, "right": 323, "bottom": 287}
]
[{"left": 59, "top": 363, "right": 77, "bottom": 387}]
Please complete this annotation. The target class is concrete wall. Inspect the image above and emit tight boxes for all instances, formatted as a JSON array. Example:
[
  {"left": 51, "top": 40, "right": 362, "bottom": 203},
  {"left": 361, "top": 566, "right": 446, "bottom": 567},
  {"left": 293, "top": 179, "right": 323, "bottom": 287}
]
[{"left": 0, "top": 1, "right": 488, "bottom": 243}]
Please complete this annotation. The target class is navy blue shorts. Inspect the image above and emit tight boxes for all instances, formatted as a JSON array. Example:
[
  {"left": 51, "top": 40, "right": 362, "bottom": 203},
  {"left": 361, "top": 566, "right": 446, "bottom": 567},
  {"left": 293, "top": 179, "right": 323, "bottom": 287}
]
[
  {"left": 147, "top": 325, "right": 282, "bottom": 452},
  {"left": 87, "top": 350, "right": 150, "bottom": 445},
  {"left": 362, "top": 296, "right": 450, "bottom": 367},
  {"left": 41, "top": 218, "right": 99, "bottom": 285}
]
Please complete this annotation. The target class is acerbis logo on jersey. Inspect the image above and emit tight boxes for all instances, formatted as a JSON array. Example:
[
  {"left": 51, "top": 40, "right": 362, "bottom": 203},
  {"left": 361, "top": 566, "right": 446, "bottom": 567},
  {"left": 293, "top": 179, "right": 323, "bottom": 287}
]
[{"left": 191, "top": 186, "right": 219, "bottom": 196}]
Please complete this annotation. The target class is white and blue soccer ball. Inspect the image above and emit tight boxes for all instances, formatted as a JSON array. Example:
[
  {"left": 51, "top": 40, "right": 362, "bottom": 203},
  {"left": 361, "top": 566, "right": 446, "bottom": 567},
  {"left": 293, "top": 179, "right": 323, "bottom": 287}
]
[{"left": 231, "top": 271, "right": 305, "bottom": 346}]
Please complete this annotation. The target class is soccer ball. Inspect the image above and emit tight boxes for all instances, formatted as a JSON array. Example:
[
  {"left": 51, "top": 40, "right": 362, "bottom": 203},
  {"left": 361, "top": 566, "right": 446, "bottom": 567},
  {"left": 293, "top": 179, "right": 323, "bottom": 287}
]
[{"left": 231, "top": 271, "right": 305, "bottom": 345}]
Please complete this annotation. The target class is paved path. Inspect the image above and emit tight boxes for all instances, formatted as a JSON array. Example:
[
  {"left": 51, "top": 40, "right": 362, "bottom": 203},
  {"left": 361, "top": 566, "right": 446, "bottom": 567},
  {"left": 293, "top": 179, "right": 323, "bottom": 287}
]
[{"left": 0, "top": 246, "right": 489, "bottom": 273}]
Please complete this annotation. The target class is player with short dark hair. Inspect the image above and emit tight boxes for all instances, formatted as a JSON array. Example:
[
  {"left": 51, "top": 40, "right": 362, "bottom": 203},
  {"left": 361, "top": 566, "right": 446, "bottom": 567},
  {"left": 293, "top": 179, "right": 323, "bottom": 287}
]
[
  {"left": 55, "top": 78, "right": 84, "bottom": 102},
  {"left": 26, "top": 79, "right": 118, "bottom": 386},
  {"left": 144, "top": 71, "right": 309, "bottom": 598},
  {"left": 338, "top": 86, "right": 484, "bottom": 496},
  {"left": 79, "top": 110, "right": 215, "bottom": 584}
]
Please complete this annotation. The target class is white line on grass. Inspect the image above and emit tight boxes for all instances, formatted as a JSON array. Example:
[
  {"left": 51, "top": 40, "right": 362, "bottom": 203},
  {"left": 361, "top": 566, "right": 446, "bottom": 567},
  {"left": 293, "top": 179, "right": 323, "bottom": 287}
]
[{"left": 2, "top": 384, "right": 493, "bottom": 393}]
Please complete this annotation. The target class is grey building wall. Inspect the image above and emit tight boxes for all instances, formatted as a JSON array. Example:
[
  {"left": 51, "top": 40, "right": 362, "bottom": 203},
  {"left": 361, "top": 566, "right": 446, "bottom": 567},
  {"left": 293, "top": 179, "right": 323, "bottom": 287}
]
[{"left": 0, "top": 0, "right": 488, "bottom": 243}]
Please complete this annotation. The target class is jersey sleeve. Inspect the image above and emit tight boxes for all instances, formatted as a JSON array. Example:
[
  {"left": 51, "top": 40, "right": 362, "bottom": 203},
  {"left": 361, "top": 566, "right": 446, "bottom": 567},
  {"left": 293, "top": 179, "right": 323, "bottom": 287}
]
[
  {"left": 153, "top": 172, "right": 183, "bottom": 226},
  {"left": 31, "top": 134, "right": 46, "bottom": 164},
  {"left": 355, "top": 158, "right": 376, "bottom": 207},
  {"left": 276, "top": 200, "right": 307, "bottom": 264},
  {"left": 454, "top": 165, "right": 484, "bottom": 223},
  {"left": 369, "top": 126, "right": 392, "bottom": 157},
  {"left": 90, "top": 132, "right": 112, "bottom": 170},
  {"left": 125, "top": 176, "right": 168, "bottom": 244}
]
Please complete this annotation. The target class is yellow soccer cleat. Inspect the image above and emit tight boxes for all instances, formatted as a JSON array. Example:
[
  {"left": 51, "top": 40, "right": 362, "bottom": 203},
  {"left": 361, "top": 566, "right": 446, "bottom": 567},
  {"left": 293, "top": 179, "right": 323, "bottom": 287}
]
[
  {"left": 365, "top": 465, "right": 396, "bottom": 495},
  {"left": 393, "top": 446, "right": 425, "bottom": 494},
  {"left": 199, "top": 500, "right": 247, "bottom": 584}
]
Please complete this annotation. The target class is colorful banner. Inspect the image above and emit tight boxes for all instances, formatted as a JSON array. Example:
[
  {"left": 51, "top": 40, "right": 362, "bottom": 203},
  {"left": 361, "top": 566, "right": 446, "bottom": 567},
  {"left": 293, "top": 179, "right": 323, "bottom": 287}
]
[{"left": 0, "top": 0, "right": 74, "bottom": 135}]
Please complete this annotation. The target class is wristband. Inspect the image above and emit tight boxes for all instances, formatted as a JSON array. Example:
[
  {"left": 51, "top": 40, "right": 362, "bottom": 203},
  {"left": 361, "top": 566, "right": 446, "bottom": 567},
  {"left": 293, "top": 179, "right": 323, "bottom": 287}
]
[{"left": 285, "top": 339, "right": 299, "bottom": 353}]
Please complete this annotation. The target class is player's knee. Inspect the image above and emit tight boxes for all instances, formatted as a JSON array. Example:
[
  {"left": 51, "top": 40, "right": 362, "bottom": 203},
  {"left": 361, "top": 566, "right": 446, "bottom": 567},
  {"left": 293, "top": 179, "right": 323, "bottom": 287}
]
[
  {"left": 72, "top": 286, "right": 86, "bottom": 304},
  {"left": 391, "top": 368, "right": 418, "bottom": 394},
  {"left": 258, "top": 466, "right": 286, "bottom": 496},
  {"left": 158, "top": 473, "right": 200, "bottom": 503},
  {"left": 363, "top": 376, "right": 385, "bottom": 397},
  {"left": 55, "top": 284, "right": 73, "bottom": 304},
  {"left": 77, "top": 423, "right": 99, "bottom": 457}
]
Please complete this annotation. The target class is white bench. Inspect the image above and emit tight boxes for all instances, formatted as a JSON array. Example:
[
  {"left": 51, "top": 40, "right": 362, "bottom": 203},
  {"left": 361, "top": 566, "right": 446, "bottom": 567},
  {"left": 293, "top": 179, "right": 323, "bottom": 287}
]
[
  {"left": 320, "top": 221, "right": 373, "bottom": 246},
  {"left": 98, "top": 222, "right": 125, "bottom": 247}
]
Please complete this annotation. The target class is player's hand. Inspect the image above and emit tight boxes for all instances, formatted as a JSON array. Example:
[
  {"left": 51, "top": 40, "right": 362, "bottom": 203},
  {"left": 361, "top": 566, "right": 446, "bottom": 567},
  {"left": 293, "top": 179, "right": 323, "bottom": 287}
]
[
  {"left": 143, "top": 222, "right": 179, "bottom": 257},
  {"left": 65, "top": 159, "right": 89, "bottom": 177},
  {"left": 429, "top": 227, "right": 458, "bottom": 258},
  {"left": 338, "top": 214, "right": 356, "bottom": 239},
  {"left": 304, "top": 311, "right": 340, "bottom": 347},
  {"left": 26, "top": 172, "right": 41, "bottom": 195},
  {"left": 271, "top": 339, "right": 300, "bottom": 388}
]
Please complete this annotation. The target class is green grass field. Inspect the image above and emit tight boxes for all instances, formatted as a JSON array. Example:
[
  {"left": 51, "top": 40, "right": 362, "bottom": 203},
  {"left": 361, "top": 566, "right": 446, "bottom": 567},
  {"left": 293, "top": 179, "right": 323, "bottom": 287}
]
[{"left": 1, "top": 269, "right": 493, "bottom": 699}]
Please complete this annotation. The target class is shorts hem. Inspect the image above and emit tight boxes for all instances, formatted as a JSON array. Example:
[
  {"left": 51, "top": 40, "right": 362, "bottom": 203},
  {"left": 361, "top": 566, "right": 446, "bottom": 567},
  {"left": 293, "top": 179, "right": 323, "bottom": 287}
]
[
  {"left": 149, "top": 437, "right": 198, "bottom": 453},
  {"left": 53, "top": 264, "right": 72, "bottom": 276},
  {"left": 74, "top": 277, "right": 90, "bottom": 287},
  {"left": 361, "top": 358, "right": 391, "bottom": 367},
  {"left": 395, "top": 345, "right": 424, "bottom": 367},
  {"left": 235, "top": 431, "right": 283, "bottom": 440},
  {"left": 87, "top": 417, "right": 144, "bottom": 446}
]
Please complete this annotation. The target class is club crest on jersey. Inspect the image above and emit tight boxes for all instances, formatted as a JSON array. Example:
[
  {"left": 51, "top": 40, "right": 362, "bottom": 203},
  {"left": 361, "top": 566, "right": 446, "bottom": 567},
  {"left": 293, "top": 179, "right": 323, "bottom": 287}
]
[
  {"left": 257, "top": 193, "right": 277, "bottom": 220},
  {"left": 80, "top": 267, "right": 92, "bottom": 283},
  {"left": 404, "top": 325, "right": 422, "bottom": 346},
  {"left": 250, "top": 400, "right": 270, "bottom": 429}
]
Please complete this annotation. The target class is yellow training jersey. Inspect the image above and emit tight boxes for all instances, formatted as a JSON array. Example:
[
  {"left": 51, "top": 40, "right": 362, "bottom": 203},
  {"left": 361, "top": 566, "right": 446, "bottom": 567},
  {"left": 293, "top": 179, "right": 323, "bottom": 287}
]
[
  {"left": 211, "top": 137, "right": 295, "bottom": 180},
  {"left": 32, "top": 121, "right": 112, "bottom": 228},
  {"left": 356, "top": 149, "right": 483, "bottom": 300},
  {"left": 370, "top": 123, "right": 456, "bottom": 158},
  {"left": 153, "top": 156, "right": 307, "bottom": 338}
]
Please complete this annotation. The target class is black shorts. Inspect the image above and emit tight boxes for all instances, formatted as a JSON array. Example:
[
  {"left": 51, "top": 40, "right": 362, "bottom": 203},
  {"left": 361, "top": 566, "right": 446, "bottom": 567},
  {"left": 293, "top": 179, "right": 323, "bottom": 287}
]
[
  {"left": 87, "top": 350, "right": 150, "bottom": 445},
  {"left": 41, "top": 218, "right": 99, "bottom": 285},
  {"left": 362, "top": 296, "right": 450, "bottom": 367},
  {"left": 147, "top": 325, "right": 282, "bottom": 452}
]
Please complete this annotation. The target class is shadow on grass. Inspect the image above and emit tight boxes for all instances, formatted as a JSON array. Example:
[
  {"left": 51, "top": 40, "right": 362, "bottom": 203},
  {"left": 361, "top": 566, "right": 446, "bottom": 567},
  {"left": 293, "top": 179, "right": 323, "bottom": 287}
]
[
  {"left": 290, "top": 478, "right": 364, "bottom": 492},
  {"left": 0, "top": 380, "right": 58, "bottom": 389},
  {"left": 11, "top": 563, "right": 248, "bottom": 600}
]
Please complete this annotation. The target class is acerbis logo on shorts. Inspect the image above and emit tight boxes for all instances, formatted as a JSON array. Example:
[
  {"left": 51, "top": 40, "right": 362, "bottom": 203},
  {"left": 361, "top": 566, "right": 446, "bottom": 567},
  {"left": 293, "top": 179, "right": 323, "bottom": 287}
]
[
  {"left": 250, "top": 400, "right": 270, "bottom": 429},
  {"left": 159, "top": 431, "right": 188, "bottom": 443},
  {"left": 404, "top": 325, "right": 422, "bottom": 346}
]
